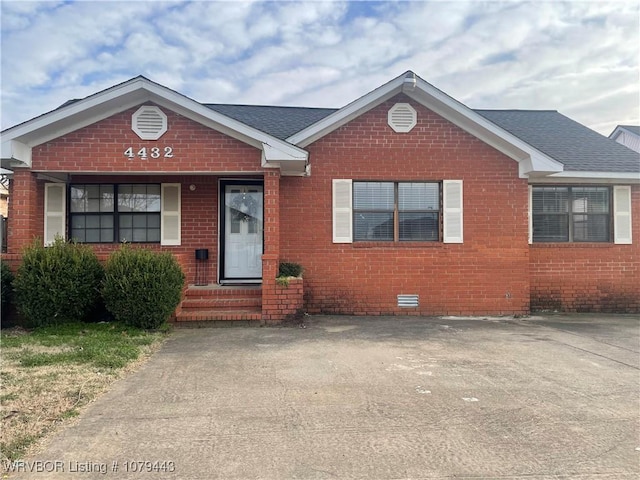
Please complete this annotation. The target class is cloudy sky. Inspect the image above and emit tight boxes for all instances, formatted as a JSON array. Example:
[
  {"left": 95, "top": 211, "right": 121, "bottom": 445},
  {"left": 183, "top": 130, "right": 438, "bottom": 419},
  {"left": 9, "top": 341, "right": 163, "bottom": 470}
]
[{"left": 1, "top": 0, "right": 638, "bottom": 136}]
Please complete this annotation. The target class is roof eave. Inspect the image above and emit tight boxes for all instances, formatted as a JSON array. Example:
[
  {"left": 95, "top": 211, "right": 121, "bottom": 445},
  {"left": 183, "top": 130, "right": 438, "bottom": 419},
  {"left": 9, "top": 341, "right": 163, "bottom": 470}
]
[
  {"left": 286, "top": 74, "right": 408, "bottom": 146},
  {"left": 288, "top": 71, "right": 564, "bottom": 177},
  {"left": 261, "top": 142, "right": 309, "bottom": 176},
  {"left": 529, "top": 171, "right": 640, "bottom": 184},
  {"left": 1, "top": 77, "right": 308, "bottom": 171}
]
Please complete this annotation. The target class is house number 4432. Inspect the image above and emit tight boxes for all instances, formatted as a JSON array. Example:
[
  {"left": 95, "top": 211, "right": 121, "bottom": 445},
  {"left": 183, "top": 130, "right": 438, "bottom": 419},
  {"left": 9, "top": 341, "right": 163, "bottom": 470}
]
[{"left": 124, "top": 146, "right": 174, "bottom": 159}]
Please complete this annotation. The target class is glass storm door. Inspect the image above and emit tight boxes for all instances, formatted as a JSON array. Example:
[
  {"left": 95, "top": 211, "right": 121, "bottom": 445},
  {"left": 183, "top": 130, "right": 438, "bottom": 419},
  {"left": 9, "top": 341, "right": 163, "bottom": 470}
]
[{"left": 223, "top": 184, "right": 263, "bottom": 280}]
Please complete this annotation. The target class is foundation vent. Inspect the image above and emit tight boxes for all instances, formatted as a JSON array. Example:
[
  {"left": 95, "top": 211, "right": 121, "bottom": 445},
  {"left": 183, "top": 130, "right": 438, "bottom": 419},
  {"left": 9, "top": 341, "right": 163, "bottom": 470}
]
[
  {"left": 132, "top": 106, "right": 168, "bottom": 140},
  {"left": 397, "top": 294, "right": 419, "bottom": 308},
  {"left": 388, "top": 103, "right": 417, "bottom": 133}
]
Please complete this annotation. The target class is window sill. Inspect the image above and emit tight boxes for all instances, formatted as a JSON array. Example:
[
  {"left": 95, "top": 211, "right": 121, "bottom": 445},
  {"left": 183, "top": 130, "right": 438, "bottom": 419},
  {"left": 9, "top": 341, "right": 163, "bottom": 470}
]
[
  {"left": 352, "top": 241, "right": 443, "bottom": 249},
  {"left": 531, "top": 242, "right": 615, "bottom": 248}
]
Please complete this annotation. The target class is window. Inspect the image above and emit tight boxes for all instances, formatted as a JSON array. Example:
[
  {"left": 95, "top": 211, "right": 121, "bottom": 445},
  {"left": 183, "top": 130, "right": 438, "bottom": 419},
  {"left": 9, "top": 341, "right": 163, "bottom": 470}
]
[
  {"left": 532, "top": 186, "right": 611, "bottom": 242},
  {"left": 353, "top": 182, "right": 440, "bottom": 241},
  {"left": 70, "top": 184, "right": 161, "bottom": 243}
]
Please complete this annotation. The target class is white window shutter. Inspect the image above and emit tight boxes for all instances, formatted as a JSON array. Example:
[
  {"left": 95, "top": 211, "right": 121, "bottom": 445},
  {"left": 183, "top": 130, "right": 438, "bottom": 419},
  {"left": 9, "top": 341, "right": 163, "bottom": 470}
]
[
  {"left": 443, "top": 180, "right": 463, "bottom": 243},
  {"left": 614, "top": 185, "right": 632, "bottom": 244},
  {"left": 528, "top": 185, "right": 533, "bottom": 244},
  {"left": 44, "top": 183, "right": 66, "bottom": 245},
  {"left": 332, "top": 179, "right": 353, "bottom": 243},
  {"left": 161, "top": 183, "right": 181, "bottom": 246}
]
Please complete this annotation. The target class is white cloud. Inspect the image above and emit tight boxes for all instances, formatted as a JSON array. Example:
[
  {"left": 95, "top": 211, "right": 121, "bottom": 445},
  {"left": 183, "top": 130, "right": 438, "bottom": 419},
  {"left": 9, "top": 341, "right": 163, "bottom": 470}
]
[{"left": 1, "top": 0, "right": 638, "bottom": 135}]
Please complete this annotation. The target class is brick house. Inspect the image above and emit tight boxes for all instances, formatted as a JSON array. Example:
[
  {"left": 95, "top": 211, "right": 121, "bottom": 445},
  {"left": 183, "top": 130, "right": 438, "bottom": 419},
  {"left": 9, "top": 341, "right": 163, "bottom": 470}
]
[{"left": 1, "top": 71, "right": 638, "bottom": 323}]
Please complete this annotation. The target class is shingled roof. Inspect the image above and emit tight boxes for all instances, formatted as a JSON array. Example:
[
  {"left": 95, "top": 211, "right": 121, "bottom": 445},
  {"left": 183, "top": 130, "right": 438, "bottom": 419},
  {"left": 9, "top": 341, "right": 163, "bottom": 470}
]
[
  {"left": 476, "top": 110, "right": 640, "bottom": 173},
  {"left": 204, "top": 104, "right": 639, "bottom": 174},
  {"left": 205, "top": 104, "right": 337, "bottom": 140}
]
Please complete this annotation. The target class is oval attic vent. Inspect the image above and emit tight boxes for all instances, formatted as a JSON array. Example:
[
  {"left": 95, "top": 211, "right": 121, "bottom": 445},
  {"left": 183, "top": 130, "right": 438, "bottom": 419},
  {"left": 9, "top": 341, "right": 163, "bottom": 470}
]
[
  {"left": 132, "top": 106, "right": 168, "bottom": 140},
  {"left": 388, "top": 103, "right": 417, "bottom": 133}
]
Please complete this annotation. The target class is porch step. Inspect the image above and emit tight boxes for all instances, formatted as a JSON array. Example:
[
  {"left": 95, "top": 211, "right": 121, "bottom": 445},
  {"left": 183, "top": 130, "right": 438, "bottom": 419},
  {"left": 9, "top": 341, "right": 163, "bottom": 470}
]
[
  {"left": 175, "top": 285, "right": 263, "bottom": 327},
  {"left": 175, "top": 308, "right": 263, "bottom": 325},
  {"left": 181, "top": 297, "right": 262, "bottom": 310},
  {"left": 184, "top": 285, "right": 262, "bottom": 299}
]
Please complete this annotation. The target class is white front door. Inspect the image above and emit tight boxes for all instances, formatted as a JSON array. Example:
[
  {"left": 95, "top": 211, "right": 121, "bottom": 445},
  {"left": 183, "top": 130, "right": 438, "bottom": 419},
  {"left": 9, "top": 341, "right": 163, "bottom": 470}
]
[{"left": 223, "top": 184, "right": 263, "bottom": 280}]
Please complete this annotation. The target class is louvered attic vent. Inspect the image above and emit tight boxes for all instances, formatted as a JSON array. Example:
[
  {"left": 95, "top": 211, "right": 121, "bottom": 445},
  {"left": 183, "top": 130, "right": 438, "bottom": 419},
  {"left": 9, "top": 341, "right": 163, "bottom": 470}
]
[
  {"left": 388, "top": 103, "right": 417, "bottom": 133},
  {"left": 132, "top": 106, "right": 168, "bottom": 140}
]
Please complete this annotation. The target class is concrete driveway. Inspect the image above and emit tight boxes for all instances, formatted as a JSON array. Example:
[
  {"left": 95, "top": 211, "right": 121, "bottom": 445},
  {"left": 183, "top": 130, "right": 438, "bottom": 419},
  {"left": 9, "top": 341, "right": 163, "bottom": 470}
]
[{"left": 9, "top": 314, "right": 640, "bottom": 479}]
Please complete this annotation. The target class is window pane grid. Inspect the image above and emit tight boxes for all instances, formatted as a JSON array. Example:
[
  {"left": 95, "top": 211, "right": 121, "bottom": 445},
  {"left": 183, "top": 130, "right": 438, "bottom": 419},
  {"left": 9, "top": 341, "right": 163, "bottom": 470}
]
[
  {"left": 532, "top": 186, "right": 611, "bottom": 242},
  {"left": 69, "top": 184, "right": 161, "bottom": 244},
  {"left": 353, "top": 181, "right": 440, "bottom": 242}
]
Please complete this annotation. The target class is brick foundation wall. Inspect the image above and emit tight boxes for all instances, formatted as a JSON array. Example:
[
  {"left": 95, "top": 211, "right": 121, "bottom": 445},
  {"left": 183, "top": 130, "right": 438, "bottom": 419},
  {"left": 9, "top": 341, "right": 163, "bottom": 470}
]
[
  {"left": 280, "top": 94, "right": 531, "bottom": 316},
  {"left": 529, "top": 185, "right": 640, "bottom": 313}
]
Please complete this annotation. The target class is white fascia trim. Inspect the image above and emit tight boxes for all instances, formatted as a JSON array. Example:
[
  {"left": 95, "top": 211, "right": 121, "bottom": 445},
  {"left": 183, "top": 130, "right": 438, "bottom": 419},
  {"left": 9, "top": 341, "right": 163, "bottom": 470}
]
[
  {"left": 2, "top": 79, "right": 153, "bottom": 143},
  {"left": 286, "top": 72, "right": 563, "bottom": 177},
  {"left": 287, "top": 75, "right": 407, "bottom": 147},
  {"left": 1, "top": 139, "right": 32, "bottom": 167},
  {"left": 261, "top": 143, "right": 308, "bottom": 176},
  {"left": 403, "top": 83, "right": 564, "bottom": 175},
  {"left": 1, "top": 77, "right": 308, "bottom": 168},
  {"left": 530, "top": 171, "right": 640, "bottom": 184},
  {"left": 608, "top": 127, "right": 623, "bottom": 140},
  {"left": 608, "top": 126, "right": 639, "bottom": 141},
  {"left": 142, "top": 84, "right": 308, "bottom": 160}
]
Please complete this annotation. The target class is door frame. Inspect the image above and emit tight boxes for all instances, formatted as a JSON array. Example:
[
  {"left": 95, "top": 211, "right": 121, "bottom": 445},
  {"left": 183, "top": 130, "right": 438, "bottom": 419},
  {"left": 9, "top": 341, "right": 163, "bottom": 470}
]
[{"left": 218, "top": 179, "right": 264, "bottom": 284}]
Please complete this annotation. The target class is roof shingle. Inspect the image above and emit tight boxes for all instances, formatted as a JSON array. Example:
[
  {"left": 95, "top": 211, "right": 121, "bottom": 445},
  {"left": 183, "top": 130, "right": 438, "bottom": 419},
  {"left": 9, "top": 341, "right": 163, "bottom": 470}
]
[{"left": 475, "top": 110, "right": 639, "bottom": 173}]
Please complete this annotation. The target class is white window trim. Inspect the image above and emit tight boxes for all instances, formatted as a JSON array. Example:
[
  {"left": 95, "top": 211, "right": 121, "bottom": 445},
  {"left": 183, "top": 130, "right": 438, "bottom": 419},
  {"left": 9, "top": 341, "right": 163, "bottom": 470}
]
[{"left": 332, "top": 179, "right": 464, "bottom": 244}]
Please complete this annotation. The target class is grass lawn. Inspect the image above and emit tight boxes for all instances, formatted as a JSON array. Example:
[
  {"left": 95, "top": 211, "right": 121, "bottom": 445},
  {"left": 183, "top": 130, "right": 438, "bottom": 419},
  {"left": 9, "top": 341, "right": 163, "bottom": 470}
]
[{"left": 0, "top": 322, "right": 168, "bottom": 461}]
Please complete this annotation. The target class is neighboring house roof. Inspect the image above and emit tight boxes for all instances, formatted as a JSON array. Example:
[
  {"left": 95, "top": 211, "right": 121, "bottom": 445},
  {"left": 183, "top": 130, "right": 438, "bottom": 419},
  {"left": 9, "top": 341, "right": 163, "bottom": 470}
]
[
  {"left": 611, "top": 125, "right": 640, "bottom": 136},
  {"left": 476, "top": 110, "right": 640, "bottom": 173},
  {"left": 609, "top": 124, "right": 640, "bottom": 155},
  {"left": 2, "top": 71, "right": 638, "bottom": 181}
]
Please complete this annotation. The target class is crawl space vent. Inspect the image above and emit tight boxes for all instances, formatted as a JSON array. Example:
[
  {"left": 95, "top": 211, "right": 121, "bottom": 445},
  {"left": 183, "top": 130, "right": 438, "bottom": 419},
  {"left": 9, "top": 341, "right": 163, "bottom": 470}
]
[
  {"left": 388, "top": 103, "right": 417, "bottom": 133},
  {"left": 397, "top": 294, "right": 419, "bottom": 308},
  {"left": 132, "top": 106, "right": 168, "bottom": 140}
]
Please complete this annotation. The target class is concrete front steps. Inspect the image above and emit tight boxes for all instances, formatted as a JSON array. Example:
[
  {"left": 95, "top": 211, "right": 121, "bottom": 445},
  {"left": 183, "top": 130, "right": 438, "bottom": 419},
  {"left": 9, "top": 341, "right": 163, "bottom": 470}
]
[{"left": 175, "top": 285, "right": 263, "bottom": 327}]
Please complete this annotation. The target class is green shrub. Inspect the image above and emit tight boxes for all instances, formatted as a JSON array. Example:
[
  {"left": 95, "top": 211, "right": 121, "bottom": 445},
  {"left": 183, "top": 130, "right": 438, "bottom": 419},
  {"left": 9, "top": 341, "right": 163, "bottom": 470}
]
[
  {"left": 102, "top": 246, "right": 185, "bottom": 329},
  {"left": 1, "top": 260, "right": 14, "bottom": 322},
  {"left": 13, "top": 238, "right": 104, "bottom": 327},
  {"left": 278, "top": 262, "right": 303, "bottom": 278}
]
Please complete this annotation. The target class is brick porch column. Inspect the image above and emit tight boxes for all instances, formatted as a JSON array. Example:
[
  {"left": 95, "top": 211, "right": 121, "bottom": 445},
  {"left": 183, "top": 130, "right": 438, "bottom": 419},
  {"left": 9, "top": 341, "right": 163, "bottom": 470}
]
[
  {"left": 262, "top": 170, "right": 280, "bottom": 322},
  {"left": 7, "top": 169, "right": 41, "bottom": 254}
]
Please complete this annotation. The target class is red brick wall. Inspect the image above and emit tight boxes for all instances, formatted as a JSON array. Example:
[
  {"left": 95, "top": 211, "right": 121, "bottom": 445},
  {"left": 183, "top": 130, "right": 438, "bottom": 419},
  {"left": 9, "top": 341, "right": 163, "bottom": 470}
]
[
  {"left": 7, "top": 169, "right": 43, "bottom": 253},
  {"left": 31, "top": 105, "right": 262, "bottom": 173},
  {"left": 8, "top": 97, "right": 638, "bottom": 316},
  {"left": 9, "top": 106, "right": 264, "bottom": 285},
  {"left": 263, "top": 277, "right": 304, "bottom": 324},
  {"left": 280, "top": 94, "right": 531, "bottom": 316},
  {"left": 529, "top": 185, "right": 640, "bottom": 313}
]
